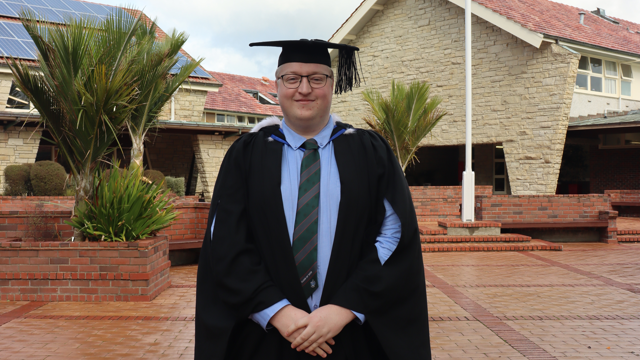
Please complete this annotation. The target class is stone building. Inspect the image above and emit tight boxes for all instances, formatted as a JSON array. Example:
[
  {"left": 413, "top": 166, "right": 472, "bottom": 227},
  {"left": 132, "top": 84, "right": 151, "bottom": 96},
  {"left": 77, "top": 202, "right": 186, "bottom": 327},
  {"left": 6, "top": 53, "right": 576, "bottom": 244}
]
[
  {"left": 0, "top": 2, "right": 281, "bottom": 198},
  {"left": 328, "top": 0, "right": 640, "bottom": 195}
]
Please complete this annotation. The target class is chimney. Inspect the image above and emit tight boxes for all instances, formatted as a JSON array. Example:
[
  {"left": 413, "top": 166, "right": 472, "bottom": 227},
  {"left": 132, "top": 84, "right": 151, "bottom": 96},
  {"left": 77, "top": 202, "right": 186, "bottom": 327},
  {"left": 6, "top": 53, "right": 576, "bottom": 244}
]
[{"left": 579, "top": 11, "right": 585, "bottom": 25}]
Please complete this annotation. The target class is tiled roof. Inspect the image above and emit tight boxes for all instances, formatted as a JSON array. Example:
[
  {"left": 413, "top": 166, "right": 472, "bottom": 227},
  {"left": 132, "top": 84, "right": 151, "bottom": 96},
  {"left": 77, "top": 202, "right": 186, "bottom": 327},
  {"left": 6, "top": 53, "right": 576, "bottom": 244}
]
[
  {"left": 568, "top": 110, "right": 640, "bottom": 128},
  {"left": 205, "top": 72, "right": 282, "bottom": 117},
  {"left": 332, "top": 0, "right": 640, "bottom": 57},
  {"left": 471, "top": 0, "right": 640, "bottom": 56}
]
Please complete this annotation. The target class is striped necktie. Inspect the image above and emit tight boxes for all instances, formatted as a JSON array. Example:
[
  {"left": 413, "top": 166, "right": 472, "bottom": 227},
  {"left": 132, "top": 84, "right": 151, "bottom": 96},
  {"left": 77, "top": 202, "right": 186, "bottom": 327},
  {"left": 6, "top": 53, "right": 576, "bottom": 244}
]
[{"left": 293, "top": 139, "right": 320, "bottom": 298}]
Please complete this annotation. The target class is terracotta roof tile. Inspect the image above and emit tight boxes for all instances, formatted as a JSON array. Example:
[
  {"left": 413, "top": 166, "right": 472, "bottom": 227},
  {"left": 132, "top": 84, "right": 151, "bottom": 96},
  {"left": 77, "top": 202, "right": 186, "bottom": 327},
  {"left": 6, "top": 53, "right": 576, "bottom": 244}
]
[
  {"left": 205, "top": 72, "right": 282, "bottom": 117},
  {"left": 472, "top": 0, "right": 640, "bottom": 56}
]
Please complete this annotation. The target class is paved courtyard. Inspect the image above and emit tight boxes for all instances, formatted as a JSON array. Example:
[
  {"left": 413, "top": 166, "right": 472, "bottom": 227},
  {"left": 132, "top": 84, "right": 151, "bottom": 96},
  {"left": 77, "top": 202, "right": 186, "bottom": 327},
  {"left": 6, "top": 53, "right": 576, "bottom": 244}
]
[{"left": 1, "top": 243, "right": 640, "bottom": 359}]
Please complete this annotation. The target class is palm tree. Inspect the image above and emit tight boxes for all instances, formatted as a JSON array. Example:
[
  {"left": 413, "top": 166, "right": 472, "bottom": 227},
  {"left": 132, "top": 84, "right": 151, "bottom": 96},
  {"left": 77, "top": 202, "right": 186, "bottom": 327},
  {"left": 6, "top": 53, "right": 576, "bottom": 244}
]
[
  {"left": 126, "top": 24, "right": 202, "bottom": 174},
  {"left": 363, "top": 80, "right": 447, "bottom": 173},
  {"left": 8, "top": 10, "right": 149, "bottom": 241}
]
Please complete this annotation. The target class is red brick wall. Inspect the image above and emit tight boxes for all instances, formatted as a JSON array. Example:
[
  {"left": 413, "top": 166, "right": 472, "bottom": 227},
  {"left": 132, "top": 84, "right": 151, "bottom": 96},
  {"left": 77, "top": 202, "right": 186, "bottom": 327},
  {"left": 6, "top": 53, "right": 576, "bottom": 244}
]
[
  {"left": 0, "top": 236, "right": 171, "bottom": 301},
  {"left": 590, "top": 147, "right": 640, "bottom": 193},
  {"left": 0, "top": 210, "right": 73, "bottom": 241},
  {"left": 605, "top": 190, "right": 640, "bottom": 203},
  {"left": 158, "top": 203, "right": 209, "bottom": 244},
  {"left": 410, "top": 186, "right": 492, "bottom": 221},
  {"left": 478, "top": 195, "right": 611, "bottom": 223}
]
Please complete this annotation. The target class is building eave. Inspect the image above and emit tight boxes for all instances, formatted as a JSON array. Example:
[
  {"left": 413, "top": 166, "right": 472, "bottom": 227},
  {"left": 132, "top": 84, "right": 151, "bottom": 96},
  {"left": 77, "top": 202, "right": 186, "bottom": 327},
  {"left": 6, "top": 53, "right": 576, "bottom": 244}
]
[
  {"left": 447, "top": 0, "right": 544, "bottom": 48},
  {"left": 328, "top": 0, "right": 388, "bottom": 59}
]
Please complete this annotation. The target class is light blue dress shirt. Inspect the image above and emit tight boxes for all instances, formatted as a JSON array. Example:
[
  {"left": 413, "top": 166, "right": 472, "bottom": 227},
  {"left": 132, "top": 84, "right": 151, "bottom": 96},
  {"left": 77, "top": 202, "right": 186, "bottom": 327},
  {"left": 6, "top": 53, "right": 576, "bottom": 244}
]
[{"left": 210, "top": 115, "right": 402, "bottom": 330}]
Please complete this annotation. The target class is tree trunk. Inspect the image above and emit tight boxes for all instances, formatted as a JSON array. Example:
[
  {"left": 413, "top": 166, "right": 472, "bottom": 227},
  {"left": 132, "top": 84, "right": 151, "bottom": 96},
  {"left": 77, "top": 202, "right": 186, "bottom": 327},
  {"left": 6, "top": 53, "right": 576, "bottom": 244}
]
[
  {"left": 130, "top": 132, "right": 145, "bottom": 176},
  {"left": 72, "top": 170, "right": 93, "bottom": 242}
]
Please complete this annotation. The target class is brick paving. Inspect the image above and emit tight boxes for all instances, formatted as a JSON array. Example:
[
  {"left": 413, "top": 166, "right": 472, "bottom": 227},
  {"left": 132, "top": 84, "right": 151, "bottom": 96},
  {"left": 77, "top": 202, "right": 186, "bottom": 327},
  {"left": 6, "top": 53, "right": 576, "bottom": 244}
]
[{"left": 1, "top": 244, "right": 640, "bottom": 359}]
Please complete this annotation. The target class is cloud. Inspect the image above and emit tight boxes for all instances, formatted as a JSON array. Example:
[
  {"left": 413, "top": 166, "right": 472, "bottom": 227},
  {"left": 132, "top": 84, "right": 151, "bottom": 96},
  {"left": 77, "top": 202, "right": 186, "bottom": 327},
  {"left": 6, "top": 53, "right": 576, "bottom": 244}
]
[
  {"left": 98, "top": 0, "right": 640, "bottom": 78},
  {"left": 99, "top": 0, "right": 363, "bottom": 77}
]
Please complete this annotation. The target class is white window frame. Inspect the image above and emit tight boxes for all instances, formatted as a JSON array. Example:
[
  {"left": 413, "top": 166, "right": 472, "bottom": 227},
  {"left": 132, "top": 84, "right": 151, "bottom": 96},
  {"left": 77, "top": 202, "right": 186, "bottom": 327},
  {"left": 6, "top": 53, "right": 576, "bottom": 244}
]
[
  {"left": 575, "top": 55, "right": 635, "bottom": 98},
  {"left": 203, "top": 111, "right": 269, "bottom": 127}
]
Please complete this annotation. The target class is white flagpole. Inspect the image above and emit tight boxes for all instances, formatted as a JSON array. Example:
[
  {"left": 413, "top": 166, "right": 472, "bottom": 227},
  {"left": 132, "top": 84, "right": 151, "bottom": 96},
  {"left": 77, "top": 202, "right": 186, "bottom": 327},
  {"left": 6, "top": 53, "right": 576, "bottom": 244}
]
[{"left": 461, "top": 0, "right": 475, "bottom": 222}]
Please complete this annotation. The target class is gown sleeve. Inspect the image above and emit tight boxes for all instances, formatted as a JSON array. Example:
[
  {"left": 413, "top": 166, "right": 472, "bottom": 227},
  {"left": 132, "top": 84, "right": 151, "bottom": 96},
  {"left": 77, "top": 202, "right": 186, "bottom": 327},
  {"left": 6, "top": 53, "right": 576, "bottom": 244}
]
[{"left": 203, "top": 136, "right": 286, "bottom": 317}]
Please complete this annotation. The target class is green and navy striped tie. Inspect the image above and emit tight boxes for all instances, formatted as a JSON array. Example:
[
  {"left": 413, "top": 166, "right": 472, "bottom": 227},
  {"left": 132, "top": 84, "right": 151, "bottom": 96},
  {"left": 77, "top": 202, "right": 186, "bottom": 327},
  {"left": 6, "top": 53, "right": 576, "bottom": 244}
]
[{"left": 293, "top": 139, "right": 320, "bottom": 298}]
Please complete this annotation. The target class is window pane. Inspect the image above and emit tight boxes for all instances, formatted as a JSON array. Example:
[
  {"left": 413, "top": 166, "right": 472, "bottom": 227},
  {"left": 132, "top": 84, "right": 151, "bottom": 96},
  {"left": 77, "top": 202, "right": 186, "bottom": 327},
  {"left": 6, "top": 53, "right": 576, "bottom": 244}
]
[
  {"left": 494, "top": 178, "right": 505, "bottom": 192},
  {"left": 590, "top": 76, "right": 602, "bottom": 92},
  {"left": 605, "top": 78, "right": 616, "bottom": 94},
  {"left": 625, "top": 133, "right": 640, "bottom": 145},
  {"left": 237, "top": 116, "right": 246, "bottom": 124},
  {"left": 226, "top": 115, "right": 235, "bottom": 123},
  {"left": 578, "top": 56, "right": 589, "bottom": 71},
  {"left": 605, "top": 61, "right": 618, "bottom": 77},
  {"left": 495, "top": 146, "right": 505, "bottom": 160},
  {"left": 216, "top": 114, "right": 225, "bottom": 123},
  {"left": 248, "top": 117, "right": 256, "bottom": 124},
  {"left": 622, "top": 80, "right": 631, "bottom": 96},
  {"left": 590, "top": 58, "right": 602, "bottom": 74},
  {"left": 575, "top": 73, "right": 588, "bottom": 90},
  {"left": 621, "top": 64, "right": 633, "bottom": 78},
  {"left": 495, "top": 162, "right": 505, "bottom": 176},
  {"left": 602, "top": 134, "right": 622, "bottom": 146}
]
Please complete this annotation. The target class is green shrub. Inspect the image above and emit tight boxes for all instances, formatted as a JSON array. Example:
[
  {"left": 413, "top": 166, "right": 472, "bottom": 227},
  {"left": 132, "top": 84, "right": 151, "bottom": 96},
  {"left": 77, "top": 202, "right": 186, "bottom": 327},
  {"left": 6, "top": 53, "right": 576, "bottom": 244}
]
[
  {"left": 66, "top": 165, "right": 177, "bottom": 242},
  {"left": 4, "top": 164, "right": 31, "bottom": 196},
  {"left": 165, "top": 176, "right": 186, "bottom": 197},
  {"left": 143, "top": 169, "right": 166, "bottom": 189},
  {"left": 30, "top": 161, "right": 66, "bottom": 196}
]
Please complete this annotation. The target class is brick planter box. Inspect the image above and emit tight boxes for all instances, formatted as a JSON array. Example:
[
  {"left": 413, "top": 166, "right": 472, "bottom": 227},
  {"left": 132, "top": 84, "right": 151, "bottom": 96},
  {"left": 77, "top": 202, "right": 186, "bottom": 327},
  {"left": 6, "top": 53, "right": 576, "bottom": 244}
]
[{"left": 0, "top": 235, "right": 171, "bottom": 302}]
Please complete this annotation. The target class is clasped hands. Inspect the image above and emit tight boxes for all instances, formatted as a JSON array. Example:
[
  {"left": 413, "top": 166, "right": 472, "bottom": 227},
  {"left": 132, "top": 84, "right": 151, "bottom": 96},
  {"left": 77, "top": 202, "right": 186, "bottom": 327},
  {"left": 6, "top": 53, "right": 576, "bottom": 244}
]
[{"left": 270, "top": 304, "right": 356, "bottom": 358}]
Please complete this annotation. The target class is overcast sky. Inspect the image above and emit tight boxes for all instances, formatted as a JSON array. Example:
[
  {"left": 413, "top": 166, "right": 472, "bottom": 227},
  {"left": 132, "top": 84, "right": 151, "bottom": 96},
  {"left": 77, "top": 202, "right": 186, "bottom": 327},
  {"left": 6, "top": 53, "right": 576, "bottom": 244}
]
[{"left": 94, "top": 0, "right": 640, "bottom": 79}]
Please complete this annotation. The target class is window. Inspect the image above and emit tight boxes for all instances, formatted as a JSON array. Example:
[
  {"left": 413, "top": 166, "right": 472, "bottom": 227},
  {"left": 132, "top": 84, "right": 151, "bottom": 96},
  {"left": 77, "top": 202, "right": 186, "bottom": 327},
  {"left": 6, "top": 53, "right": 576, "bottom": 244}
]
[
  {"left": 600, "top": 133, "right": 640, "bottom": 148},
  {"left": 621, "top": 64, "right": 633, "bottom": 79},
  {"left": 6, "top": 81, "right": 30, "bottom": 110},
  {"left": 216, "top": 114, "right": 225, "bottom": 123},
  {"left": 226, "top": 115, "right": 235, "bottom": 124},
  {"left": 575, "top": 56, "right": 635, "bottom": 97},
  {"left": 248, "top": 117, "right": 256, "bottom": 125},
  {"left": 237, "top": 116, "right": 246, "bottom": 125},
  {"left": 493, "top": 145, "right": 508, "bottom": 194},
  {"left": 622, "top": 81, "right": 631, "bottom": 96}
]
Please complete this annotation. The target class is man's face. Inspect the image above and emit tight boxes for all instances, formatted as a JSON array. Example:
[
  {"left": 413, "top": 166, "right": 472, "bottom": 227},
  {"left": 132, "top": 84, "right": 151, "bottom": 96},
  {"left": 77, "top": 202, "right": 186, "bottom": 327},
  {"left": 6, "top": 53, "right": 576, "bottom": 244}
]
[{"left": 276, "top": 62, "right": 333, "bottom": 128}]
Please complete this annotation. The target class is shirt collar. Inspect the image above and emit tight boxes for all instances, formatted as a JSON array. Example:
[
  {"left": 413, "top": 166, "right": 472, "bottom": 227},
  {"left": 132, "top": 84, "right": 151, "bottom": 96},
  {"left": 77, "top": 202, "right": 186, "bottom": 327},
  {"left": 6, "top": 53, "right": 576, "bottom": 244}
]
[{"left": 281, "top": 115, "right": 335, "bottom": 151}]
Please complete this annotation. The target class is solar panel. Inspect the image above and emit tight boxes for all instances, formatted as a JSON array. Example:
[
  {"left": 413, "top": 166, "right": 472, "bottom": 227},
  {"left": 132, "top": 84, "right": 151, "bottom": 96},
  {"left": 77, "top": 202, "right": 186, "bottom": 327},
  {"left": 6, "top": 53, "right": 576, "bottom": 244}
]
[
  {"left": 21, "top": 39, "right": 36, "bottom": 55},
  {"left": 0, "top": 37, "right": 35, "bottom": 59},
  {"left": 42, "top": 0, "right": 70, "bottom": 10},
  {"left": 80, "top": 2, "right": 109, "bottom": 16},
  {"left": 4, "top": 2, "right": 32, "bottom": 17},
  {"left": 29, "top": 5, "right": 64, "bottom": 22},
  {"left": 60, "top": 0, "right": 92, "bottom": 14},
  {"left": 3, "top": 22, "right": 30, "bottom": 40},
  {"left": 0, "top": 23, "right": 15, "bottom": 38},
  {"left": 192, "top": 66, "right": 211, "bottom": 78},
  {"left": 55, "top": 9, "right": 80, "bottom": 21},
  {"left": 0, "top": 2, "right": 18, "bottom": 17},
  {"left": 22, "top": 0, "right": 49, "bottom": 7}
]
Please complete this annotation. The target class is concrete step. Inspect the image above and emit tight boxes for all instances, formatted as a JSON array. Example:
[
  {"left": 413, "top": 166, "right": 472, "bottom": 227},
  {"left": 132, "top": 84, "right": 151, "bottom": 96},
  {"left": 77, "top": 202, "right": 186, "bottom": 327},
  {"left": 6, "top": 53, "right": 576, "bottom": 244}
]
[
  {"left": 437, "top": 220, "right": 501, "bottom": 236},
  {"left": 421, "top": 234, "right": 531, "bottom": 243},
  {"left": 618, "top": 235, "right": 640, "bottom": 243},
  {"left": 416, "top": 212, "right": 461, "bottom": 222},
  {"left": 421, "top": 239, "right": 563, "bottom": 252}
]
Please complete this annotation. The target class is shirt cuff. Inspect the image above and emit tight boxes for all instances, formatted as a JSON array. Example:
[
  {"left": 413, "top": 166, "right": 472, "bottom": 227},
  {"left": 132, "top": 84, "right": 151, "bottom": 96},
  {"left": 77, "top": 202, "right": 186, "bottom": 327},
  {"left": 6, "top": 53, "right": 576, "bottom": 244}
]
[
  {"left": 351, "top": 310, "right": 366, "bottom": 324},
  {"left": 249, "top": 299, "right": 291, "bottom": 331}
]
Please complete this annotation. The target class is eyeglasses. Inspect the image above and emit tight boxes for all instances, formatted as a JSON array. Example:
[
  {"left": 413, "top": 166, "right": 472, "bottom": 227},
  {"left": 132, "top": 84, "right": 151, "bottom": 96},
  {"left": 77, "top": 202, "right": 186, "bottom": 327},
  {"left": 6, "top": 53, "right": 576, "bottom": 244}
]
[{"left": 278, "top": 74, "right": 332, "bottom": 89}]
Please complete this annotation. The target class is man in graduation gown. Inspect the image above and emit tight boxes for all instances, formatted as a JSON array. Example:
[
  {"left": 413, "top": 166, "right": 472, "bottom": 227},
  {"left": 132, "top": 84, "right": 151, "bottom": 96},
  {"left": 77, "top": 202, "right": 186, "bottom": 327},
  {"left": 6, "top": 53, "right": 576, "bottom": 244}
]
[{"left": 195, "top": 39, "right": 430, "bottom": 360}]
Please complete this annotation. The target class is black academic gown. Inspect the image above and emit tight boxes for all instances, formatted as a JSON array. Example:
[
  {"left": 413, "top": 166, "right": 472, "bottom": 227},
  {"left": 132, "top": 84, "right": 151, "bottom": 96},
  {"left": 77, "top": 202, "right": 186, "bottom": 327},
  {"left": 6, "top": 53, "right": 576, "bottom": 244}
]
[{"left": 195, "top": 121, "right": 430, "bottom": 360}]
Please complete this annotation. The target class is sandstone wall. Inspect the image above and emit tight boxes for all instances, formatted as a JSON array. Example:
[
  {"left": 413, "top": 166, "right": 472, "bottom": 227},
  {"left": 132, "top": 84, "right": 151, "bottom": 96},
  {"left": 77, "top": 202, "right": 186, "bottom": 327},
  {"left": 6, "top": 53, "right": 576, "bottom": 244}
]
[
  {"left": 193, "top": 134, "right": 236, "bottom": 197},
  {"left": 158, "top": 87, "right": 208, "bottom": 122},
  {"left": 0, "top": 72, "right": 14, "bottom": 111},
  {"left": 331, "top": 0, "right": 579, "bottom": 194},
  {"left": 0, "top": 127, "right": 41, "bottom": 194}
]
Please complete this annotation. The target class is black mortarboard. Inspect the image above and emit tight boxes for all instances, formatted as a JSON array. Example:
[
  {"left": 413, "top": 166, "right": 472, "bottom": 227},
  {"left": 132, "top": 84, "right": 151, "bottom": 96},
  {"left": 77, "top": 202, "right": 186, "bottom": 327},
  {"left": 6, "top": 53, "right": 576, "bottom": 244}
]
[{"left": 249, "top": 39, "right": 361, "bottom": 95}]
